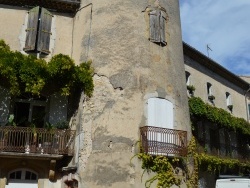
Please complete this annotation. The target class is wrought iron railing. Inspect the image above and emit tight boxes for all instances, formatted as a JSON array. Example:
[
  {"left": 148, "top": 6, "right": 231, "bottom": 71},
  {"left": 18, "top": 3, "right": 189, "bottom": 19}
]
[
  {"left": 0, "top": 126, "right": 75, "bottom": 155},
  {"left": 140, "top": 126, "right": 187, "bottom": 157}
]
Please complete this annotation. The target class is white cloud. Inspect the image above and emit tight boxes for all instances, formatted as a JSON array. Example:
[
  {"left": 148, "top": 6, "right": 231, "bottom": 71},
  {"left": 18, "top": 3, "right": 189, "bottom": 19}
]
[{"left": 180, "top": 0, "right": 250, "bottom": 75}]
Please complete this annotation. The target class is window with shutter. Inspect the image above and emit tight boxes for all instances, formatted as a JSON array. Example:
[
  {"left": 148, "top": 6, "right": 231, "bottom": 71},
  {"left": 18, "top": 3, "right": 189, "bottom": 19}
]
[
  {"left": 37, "top": 8, "right": 53, "bottom": 54},
  {"left": 23, "top": 6, "right": 39, "bottom": 51},
  {"left": 149, "top": 9, "right": 166, "bottom": 46},
  {"left": 24, "top": 6, "right": 53, "bottom": 54}
]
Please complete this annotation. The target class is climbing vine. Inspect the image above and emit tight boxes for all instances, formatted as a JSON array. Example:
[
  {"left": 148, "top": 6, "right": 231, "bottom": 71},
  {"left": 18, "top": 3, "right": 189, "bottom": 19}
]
[
  {"left": 135, "top": 153, "right": 182, "bottom": 188},
  {"left": 186, "top": 136, "right": 250, "bottom": 187},
  {"left": 134, "top": 97, "right": 250, "bottom": 188},
  {"left": 189, "top": 97, "right": 250, "bottom": 135},
  {"left": 0, "top": 39, "right": 94, "bottom": 97}
]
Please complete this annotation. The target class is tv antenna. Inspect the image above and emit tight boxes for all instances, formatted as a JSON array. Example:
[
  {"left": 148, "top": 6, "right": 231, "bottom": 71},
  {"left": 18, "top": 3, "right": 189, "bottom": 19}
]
[{"left": 207, "top": 44, "right": 212, "bottom": 57}]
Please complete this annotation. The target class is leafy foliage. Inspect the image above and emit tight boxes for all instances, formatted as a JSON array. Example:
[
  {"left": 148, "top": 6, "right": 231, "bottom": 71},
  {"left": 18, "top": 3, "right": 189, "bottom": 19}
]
[
  {"left": 187, "top": 137, "right": 250, "bottom": 187},
  {"left": 135, "top": 153, "right": 181, "bottom": 188},
  {"left": 0, "top": 40, "right": 94, "bottom": 97},
  {"left": 189, "top": 97, "right": 250, "bottom": 135}
]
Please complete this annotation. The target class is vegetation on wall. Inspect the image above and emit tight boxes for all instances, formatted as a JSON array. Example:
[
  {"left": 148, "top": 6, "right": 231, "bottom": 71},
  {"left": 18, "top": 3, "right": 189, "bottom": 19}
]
[
  {"left": 133, "top": 152, "right": 182, "bottom": 188},
  {"left": 135, "top": 97, "right": 250, "bottom": 188},
  {"left": 189, "top": 97, "right": 250, "bottom": 135},
  {"left": 188, "top": 96, "right": 250, "bottom": 186},
  {"left": 187, "top": 136, "right": 250, "bottom": 187},
  {"left": 0, "top": 39, "right": 94, "bottom": 97}
]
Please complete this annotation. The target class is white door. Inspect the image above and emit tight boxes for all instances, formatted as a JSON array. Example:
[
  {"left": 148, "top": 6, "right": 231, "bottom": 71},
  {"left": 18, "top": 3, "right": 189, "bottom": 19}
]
[{"left": 6, "top": 169, "right": 38, "bottom": 188}]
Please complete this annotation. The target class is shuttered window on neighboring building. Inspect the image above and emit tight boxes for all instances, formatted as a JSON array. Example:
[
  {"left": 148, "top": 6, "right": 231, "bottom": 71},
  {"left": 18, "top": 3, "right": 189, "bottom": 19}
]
[
  {"left": 24, "top": 6, "right": 53, "bottom": 54},
  {"left": 248, "top": 103, "right": 250, "bottom": 118},
  {"left": 149, "top": 10, "right": 166, "bottom": 46}
]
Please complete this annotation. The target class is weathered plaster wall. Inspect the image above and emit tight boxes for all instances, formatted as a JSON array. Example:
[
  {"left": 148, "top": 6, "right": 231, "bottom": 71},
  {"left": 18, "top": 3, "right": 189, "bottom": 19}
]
[
  {"left": 0, "top": 5, "right": 27, "bottom": 52},
  {"left": 184, "top": 55, "right": 248, "bottom": 120},
  {"left": 74, "top": 0, "right": 191, "bottom": 187}
]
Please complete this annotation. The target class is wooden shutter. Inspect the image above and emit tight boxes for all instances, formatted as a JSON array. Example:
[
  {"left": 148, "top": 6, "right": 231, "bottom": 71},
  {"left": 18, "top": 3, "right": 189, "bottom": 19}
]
[
  {"left": 37, "top": 8, "right": 53, "bottom": 54},
  {"left": 160, "top": 11, "right": 166, "bottom": 45},
  {"left": 24, "top": 6, "right": 39, "bottom": 52},
  {"left": 149, "top": 10, "right": 160, "bottom": 43}
]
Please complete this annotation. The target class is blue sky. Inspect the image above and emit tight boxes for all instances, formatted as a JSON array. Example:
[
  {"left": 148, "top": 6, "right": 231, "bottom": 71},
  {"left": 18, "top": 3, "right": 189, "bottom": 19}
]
[{"left": 179, "top": 0, "right": 250, "bottom": 75}]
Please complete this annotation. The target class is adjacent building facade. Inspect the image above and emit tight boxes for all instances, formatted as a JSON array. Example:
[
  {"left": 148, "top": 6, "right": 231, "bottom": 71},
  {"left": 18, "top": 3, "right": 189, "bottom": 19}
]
[
  {"left": 0, "top": 0, "right": 249, "bottom": 188},
  {"left": 184, "top": 43, "right": 250, "bottom": 187}
]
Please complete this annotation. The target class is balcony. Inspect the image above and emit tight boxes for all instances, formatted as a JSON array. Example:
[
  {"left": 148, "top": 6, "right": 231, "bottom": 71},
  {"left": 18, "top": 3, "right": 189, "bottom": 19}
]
[
  {"left": 0, "top": 0, "right": 80, "bottom": 13},
  {"left": 0, "top": 126, "right": 75, "bottom": 156},
  {"left": 140, "top": 126, "right": 187, "bottom": 157}
]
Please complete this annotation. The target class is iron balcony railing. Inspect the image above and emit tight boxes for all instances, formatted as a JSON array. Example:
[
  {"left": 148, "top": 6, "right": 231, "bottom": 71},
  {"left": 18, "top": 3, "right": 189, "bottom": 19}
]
[
  {"left": 0, "top": 126, "right": 75, "bottom": 155},
  {"left": 140, "top": 126, "right": 188, "bottom": 157}
]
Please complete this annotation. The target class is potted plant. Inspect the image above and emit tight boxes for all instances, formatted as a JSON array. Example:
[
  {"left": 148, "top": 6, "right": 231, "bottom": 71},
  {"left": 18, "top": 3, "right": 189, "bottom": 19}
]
[
  {"left": 227, "top": 104, "right": 233, "bottom": 111},
  {"left": 208, "top": 95, "right": 215, "bottom": 101},
  {"left": 187, "top": 85, "right": 195, "bottom": 95}
]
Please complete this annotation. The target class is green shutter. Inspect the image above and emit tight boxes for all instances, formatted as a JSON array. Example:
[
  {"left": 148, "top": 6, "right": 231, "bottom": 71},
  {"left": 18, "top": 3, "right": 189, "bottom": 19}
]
[
  {"left": 160, "top": 11, "right": 166, "bottom": 45},
  {"left": 37, "top": 8, "right": 53, "bottom": 54},
  {"left": 149, "top": 10, "right": 160, "bottom": 43},
  {"left": 24, "top": 6, "right": 39, "bottom": 51}
]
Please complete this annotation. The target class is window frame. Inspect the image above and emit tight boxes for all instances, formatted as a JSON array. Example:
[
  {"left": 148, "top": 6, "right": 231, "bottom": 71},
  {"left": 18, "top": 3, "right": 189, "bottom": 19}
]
[
  {"left": 149, "top": 9, "right": 167, "bottom": 46},
  {"left": 8, "top": 168, "right": 38, "bottom": 183},
  {"left": 23, "top": 6, "right": 53, "bottom": 54},
  {"left": 185, "top": 71, "right": 191, "bottom": 85},
  {"left": 14, "top": 98, "right": 49, "bottom": 128}
]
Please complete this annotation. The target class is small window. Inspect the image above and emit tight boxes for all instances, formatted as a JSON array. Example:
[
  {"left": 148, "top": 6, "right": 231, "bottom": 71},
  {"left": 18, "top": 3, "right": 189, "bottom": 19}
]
[
  {"left": 226, "top": 92, "right": 232, "bottom": 106},
  {"left": 9, "top": 169, "right": 37, "bottom": 180},
  {"left": 185, "top": 71, "right": 191, "bottom": 85},
  {"left": 207, "top": 82, "right": 214, "bottom": 101},
  {"left": 207, "top": 82, "right": 212, "bottom": 96},
  {"left": 24, "top": 6, "right": 53, "bottom": 54},
  {"left": 25, "top": 171, "right": 37, "bottom": 180},
  {"left": 149, "top": 10, "right": 167, "bottom": 46},
  {"left": 248, "top": 104, "right": 250, "bottom": 118},
  {"left": 9, "top": 171, "right": 22, "bottom": 180}
]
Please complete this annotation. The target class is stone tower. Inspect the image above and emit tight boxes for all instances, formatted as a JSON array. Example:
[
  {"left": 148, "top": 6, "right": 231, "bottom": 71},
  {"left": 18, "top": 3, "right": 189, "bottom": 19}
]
[{"left": 72, "top": 0, "right": 191, "bottom": 187}]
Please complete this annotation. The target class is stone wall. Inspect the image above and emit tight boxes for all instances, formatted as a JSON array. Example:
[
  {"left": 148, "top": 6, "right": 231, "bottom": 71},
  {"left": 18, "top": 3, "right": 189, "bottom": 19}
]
[{"left": 73, "top": 0, "right": 191, "bottom": 187}]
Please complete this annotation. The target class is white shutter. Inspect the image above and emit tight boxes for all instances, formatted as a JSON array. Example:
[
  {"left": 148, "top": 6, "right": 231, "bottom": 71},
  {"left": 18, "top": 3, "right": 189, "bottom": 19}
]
[{"left": 148, "top": 98, "right": 173, "bottom": 129}]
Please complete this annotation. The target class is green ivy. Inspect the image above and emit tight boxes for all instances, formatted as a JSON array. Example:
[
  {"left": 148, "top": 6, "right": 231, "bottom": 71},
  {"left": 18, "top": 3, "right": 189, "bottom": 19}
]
[
  {"left": 189, "top": 97, "right": 250, "bottom": 135},
  {"left": 186, "top": 137, "right": 250, "bottom": 187},
  {"left": 135, "top": 153, "right": 181, "bottom": 188},
  {"left": 0, "top": 39, "right": 94, "bottom": 97}
]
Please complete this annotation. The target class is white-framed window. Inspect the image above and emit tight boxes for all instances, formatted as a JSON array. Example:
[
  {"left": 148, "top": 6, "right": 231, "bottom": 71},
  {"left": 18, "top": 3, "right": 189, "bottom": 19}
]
[
  {"left": 207, "top": 82, "right": 215, "bottom": 101},
  {"left": 226, "top": 92, "right": 232, "bottom": 106},
  {"left": 149, "top": 9, "right": 167, "bottom": 46},
  {"left": 207, "top": 82, "right": 212, "bottom": 96},
  {"left": 185, "top": 71, "right": 191, "bottom": 85},
  {"left": 248, "top": 103, "right": 250, "bottom": 119}
]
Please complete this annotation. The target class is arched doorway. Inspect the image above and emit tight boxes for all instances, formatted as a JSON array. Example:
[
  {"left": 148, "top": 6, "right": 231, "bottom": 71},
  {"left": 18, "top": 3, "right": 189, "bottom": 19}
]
[{"left": 6, "top": 168, "right": 38, "bottom": 188}]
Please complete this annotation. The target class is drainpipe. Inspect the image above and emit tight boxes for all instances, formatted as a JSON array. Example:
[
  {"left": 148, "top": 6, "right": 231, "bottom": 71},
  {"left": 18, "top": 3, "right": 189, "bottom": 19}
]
[{"left": 245, "top": 85, "right": 250, "bottom": 121}]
